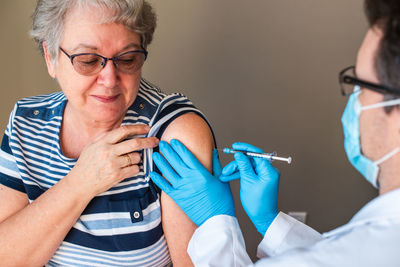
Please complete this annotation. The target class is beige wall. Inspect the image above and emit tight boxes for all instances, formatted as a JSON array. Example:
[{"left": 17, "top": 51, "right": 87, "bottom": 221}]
[
  {"left": 0, "top": 1, "right": 58, "bottom": 121},
  {"left": 0, "top": 0, "right": 376, "bottom": 260}
]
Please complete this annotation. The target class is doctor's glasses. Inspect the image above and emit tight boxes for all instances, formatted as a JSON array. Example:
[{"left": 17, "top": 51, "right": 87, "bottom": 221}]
[{"left": 339, "top": 66, "right": 400, "bottom": 96}]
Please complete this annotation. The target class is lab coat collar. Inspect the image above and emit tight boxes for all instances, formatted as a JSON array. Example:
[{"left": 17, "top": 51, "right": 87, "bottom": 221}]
[
  {"left": 323, "top": 188, "right": 400, "bottom": 238},
  {"left": 350, "top": 188, "right": 400, "bottom": 222}
]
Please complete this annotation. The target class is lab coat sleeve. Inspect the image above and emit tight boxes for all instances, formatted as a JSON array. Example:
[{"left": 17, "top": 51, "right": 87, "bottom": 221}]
[
  {"left": 257, "top": 212, "right": 323, "bottom": 258},
  {"left": 187, "top": 215, "right": 252, "bottom": 267},
  {"left": 187, "top": 212, "right": 323, "bottom": 267}
]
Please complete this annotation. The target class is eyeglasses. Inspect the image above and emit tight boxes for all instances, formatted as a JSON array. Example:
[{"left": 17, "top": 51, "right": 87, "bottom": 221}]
[
  {"left": 339, "top": 65, "right": 400, "bottom": 96},
  {"left": 59, "top": 47, "right": 148, "bottom": 76}
]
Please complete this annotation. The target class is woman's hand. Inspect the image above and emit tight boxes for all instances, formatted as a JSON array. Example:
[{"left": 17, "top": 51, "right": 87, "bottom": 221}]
[{"left": 67, "top": 124, "right": 158, "bottom": 198}]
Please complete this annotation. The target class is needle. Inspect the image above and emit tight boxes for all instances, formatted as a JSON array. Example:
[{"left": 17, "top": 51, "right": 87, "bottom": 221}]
[{"left": 219, "top": 148, "right": 292, "bottom": 164}]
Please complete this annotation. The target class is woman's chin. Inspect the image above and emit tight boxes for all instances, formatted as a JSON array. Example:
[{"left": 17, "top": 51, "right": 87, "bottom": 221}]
[{"left": 86, "top": 109, "right": 126, "bottom": 125}]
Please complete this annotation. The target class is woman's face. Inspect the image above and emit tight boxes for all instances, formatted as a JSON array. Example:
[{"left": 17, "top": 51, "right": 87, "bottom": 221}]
[{"left": 45, "top": 7, "right": 143, "bottom": 125}]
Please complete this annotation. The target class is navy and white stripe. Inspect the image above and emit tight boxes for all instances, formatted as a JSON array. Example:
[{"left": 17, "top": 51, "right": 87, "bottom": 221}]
[{"left": 0, "top": 78, "right": 213, "bottom": 266}]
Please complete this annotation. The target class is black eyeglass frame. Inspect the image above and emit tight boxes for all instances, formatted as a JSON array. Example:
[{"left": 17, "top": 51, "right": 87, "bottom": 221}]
[
  {"left": 339, "top": 65, "right": 400, "bottom": 96},
  {"left": 59, "top": 47, "right": 148, "bottom": 75}
]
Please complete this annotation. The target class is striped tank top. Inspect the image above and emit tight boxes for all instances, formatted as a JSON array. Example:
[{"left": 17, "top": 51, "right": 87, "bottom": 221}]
[{"left": 0, "top": 78, "right": 212, "bottom": 266}]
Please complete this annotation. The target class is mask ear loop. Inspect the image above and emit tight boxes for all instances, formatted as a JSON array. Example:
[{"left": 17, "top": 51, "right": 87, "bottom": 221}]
[
  {"left": 360, "top": 97, "right": 400, "bottom": 165},
  {"left": 374, "top": 147, "right": 400, "bottom": 165},
  {"left": 361, "top": 98, "right": 400, "bottom": 111}
]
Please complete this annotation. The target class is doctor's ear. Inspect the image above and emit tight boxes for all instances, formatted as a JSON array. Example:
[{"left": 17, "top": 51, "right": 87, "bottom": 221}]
[{"left": 43, "top": 42, "right": 56, "bottom": 79}]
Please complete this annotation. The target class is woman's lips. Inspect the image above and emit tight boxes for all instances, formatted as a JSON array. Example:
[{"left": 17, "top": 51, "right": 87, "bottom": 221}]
[{"left": 92, "top": 94, "right": 120, "bottom": 103}]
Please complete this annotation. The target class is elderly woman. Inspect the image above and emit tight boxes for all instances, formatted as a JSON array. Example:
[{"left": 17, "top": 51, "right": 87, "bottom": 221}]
[{"left": 0, "top": 0, "right": 215, "bottom": 266}]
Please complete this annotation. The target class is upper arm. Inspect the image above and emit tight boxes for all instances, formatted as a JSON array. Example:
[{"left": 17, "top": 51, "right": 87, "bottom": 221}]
[
  {"left": 0, "top": 185, "right": 28, "bottom": 223},
  {"left": 0, "top": 122, "right": 29, "bottom": 223},
  {"left": 160, "top": 112, "right": 214, "bottom": 266},
  {"left": 161, "top": 112, "right": 215, "bottom": 170}
]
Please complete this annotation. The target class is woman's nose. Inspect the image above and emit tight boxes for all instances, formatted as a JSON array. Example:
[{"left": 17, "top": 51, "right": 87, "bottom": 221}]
[{"left": 97, "top": 59, "right": 119, "bottom": 88}]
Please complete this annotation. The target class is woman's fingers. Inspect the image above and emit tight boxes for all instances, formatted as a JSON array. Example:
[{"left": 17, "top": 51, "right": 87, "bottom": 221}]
[
  {"left": 105, "top": 124, "right": 151, "bottom": 144},
  {"left": 114, "top": 136, "right": 159, "bottom": 156},
  {"left": 119, "top": 152, "right": 141, "bottom": 168},
  {"left": 119, "top": 164, "right": 141, "bottom": 181},
  {"left": 73, "top": 125, "right": 160, "bottom": 197}
]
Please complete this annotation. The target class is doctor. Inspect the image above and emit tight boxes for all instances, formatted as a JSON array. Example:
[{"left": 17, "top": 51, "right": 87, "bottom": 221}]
[{"left": 150, "top": 0, "right": 400, "bottom": 265}]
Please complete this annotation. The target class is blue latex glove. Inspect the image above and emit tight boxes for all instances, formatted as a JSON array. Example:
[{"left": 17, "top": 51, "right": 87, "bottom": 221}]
[
  {"left": 220, "top": 142, "right": 280, "bottom": 236},
  {"left": 149, "top": 139, "right": 235, "bottom": 226}
]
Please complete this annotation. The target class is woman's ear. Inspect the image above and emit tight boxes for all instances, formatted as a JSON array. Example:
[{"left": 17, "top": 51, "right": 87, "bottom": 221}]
[{"left": 43, "top": 42, "right": 56, "bottom": 78}]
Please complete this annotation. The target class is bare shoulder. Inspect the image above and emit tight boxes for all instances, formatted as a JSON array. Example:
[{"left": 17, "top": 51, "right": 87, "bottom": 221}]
[
  {"left": 159, "top": 112, "right": 214, "bottom": 266},
  {"left": 160, "top": 112, "right": 214, "bottom": 170}
]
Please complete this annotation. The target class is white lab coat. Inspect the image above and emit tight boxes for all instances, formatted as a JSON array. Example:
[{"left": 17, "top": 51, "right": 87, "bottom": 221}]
[{"left": 188, "top": 188, "right": 400, "bottom": 267}]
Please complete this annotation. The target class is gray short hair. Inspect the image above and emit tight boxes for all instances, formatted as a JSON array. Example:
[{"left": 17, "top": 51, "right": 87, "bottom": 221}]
[{"left": 30, "top": 0, "right": 157, "bottom": 63}]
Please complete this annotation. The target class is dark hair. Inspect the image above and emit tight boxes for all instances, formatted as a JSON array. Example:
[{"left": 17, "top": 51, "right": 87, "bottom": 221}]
[{"left": 365, "top": 0, "right": 400, "bottom": 103}]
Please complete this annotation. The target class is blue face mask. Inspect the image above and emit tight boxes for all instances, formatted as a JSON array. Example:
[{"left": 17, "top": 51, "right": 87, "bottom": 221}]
[{"left": 341, "top": 86, "right": 400, "bottom": 188}]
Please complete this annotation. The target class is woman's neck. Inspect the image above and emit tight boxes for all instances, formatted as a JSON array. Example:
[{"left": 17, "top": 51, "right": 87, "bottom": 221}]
[{"left": 60, "top": 103, "right": 125, "bottom": 158}]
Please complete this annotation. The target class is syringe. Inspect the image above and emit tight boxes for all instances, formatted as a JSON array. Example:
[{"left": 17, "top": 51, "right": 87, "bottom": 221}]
[{"left": 221, "top": 148, "right": 292, "bottom": 164}]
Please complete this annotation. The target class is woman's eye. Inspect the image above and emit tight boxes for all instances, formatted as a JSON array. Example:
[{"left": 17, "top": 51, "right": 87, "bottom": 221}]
[
  {"left": 75, "top": 55, "right": 100, "bottom": 66},
  {"left": 118, "top": 57, "right": 136, "bottom": 65},
  {"left": 79, "top": 59, "right": 98, "bottom": 65}
]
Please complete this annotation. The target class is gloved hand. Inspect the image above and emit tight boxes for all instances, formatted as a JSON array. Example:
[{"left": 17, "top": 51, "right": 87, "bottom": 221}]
[
  {"left": 220, "top": 142, "right": 280, "bottom": 236},
  {"left": 149, "top": 139, "right": 235, "bottom": 226}
]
